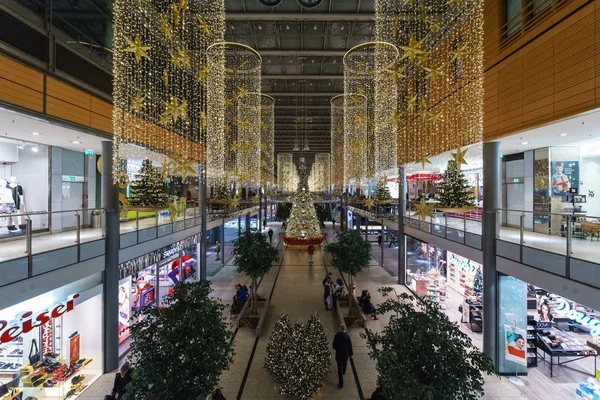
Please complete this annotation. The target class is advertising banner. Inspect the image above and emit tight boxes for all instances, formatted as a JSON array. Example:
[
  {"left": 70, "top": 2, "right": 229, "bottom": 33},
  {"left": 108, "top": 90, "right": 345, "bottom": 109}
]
[
  {"left": 118, "top": 279, "right": 131, "bottom": 344},
  {"left": 505, "top": 325, "right": 527, "bottom": 367}
]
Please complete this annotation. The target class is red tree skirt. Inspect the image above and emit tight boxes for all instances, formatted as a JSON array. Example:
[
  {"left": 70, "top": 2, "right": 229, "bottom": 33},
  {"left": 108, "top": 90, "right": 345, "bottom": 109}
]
[{"left": 283, "top": 235, "right": 324, "bottom": 246}]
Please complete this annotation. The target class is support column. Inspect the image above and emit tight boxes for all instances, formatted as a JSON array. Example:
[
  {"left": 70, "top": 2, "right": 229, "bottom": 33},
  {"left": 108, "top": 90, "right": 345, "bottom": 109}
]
[
  {"left": 245, "top": 213, "right": 250, "bottom": 234},
  {"left": 483, "top": 142, "right": 501, "bottom": 368},
  {"left": 238, "top": 216, "right": 241, "bottom": 237},
  {"left": 397, "top": 166, "right": 407, "bottom": 285},
  {"left": 220, "top": 220, "right": 225, "bottom": 267},
  {"left": 380, "top": 220, "right": 385, "bottom": 267},
  {"left": 258, "top": 187, "right": 262, "bottom": 231},
  {"left": 101, "top": 141, "right": 119, "bottom": 373},
  {"left": 199, "top": 164, "right": 207, "bottom": 281},
  {"left": 364, "top": 215, "right": 368, "bottom": 241}
]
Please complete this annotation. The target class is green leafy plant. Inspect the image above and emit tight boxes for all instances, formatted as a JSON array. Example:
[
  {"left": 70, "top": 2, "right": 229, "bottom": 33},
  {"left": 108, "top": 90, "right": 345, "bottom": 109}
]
[
  {"left": 314, "top": 203, "right": 331, "bottom": 223},
  {"left": 123, "top": 281, "right": 233, "bottom": 400},
  {"left": 362, "top": 288, "right": 495, "bottom": 400},
  {"left": 325, "top": 230, "right": 372, "bottom": 290},
  {"left": 374, "top": 177, "right": 392, "bottom": 202},
  {"left": 232, "top": 231, "right": 279, "bottom": 314},
  {"left": 438, "top": 160, "right": 475, "bottom": 208},
  {"left": 265, "top": 314, "right": 330, "bottom": 399}
]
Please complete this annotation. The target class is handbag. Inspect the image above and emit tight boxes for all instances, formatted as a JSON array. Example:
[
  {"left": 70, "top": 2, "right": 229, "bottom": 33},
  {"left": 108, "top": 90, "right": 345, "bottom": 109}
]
[{"left": 28, "top": 340, "right": 41, "bottom": 366}]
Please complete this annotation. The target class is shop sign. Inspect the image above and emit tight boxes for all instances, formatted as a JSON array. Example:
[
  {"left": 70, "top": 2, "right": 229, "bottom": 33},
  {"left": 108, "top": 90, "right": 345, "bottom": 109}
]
[
  {"left": 0, "top": 294, "right": 80, "bottom": 344},
  {"left": 162, "top": 244, "right": 183, "bottom": 259},
  {"left": 555, "top": 298, "right": 600, "bottom": 336},
  {"left": 448, "top": 252, "right": 480, "bottom": 273}
]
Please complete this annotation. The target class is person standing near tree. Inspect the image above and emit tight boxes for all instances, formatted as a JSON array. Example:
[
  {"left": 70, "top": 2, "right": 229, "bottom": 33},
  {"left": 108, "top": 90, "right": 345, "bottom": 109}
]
[
  {"left": 308, "top": 243, "right": 315, "bottom": 264},
  {"left": 332, "top": 324, "right": 353, "bottom": 388},
  {"left": 215, "top": 241, "right": 221, "bottom": 261},
  {"left": 388, "top": 232, "right": 397, "bottom": 248},
  {"left": 268, "top": 228, "right": 274, "bottom": 244},
  {"left": 377, "top": 232, "right": 383, "bottom": 248}
]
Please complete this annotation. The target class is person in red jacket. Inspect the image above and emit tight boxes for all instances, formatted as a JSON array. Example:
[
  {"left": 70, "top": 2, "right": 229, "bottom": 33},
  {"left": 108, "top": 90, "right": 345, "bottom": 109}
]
[{"left": 308, "top": 244, "right": 315, "bottom": 264}]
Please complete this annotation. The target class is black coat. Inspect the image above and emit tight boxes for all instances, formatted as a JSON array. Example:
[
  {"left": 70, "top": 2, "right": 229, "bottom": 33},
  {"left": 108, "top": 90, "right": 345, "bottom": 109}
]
[
  {"left": 332, "top": 331, "right": 353, "bottom": 363},
  {"left": 112, "top": 370, "right": 132, "bottom": 397},
  {"left": 368, "top": 387, "right": 386, "bottom": 400}
]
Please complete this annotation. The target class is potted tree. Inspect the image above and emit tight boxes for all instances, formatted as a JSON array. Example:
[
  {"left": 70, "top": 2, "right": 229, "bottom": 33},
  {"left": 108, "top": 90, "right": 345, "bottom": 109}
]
[
  {"left": 232, "top": 231, "right": 279, "bottom": 318},
  {"left": 324, "top": 231, "right": 371, "bottom": 315},
  {"left": 123, "top": 281, "right": 233, "bottom": 400},
  {"left": 362, "top": 288, "right": 495, "bottom": 400}
]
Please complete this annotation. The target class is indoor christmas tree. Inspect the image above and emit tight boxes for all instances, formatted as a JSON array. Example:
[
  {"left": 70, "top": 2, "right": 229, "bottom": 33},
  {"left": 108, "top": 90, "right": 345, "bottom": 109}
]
[
  {"left": 437, "top": 160, "right": 475, "bottom": 209},
  {"left": 472, "top": 267, "right": 483, "bottom": 297},
  {"left": 265, "top": 314, "right": 292, "bottom": 382},
  {"left": 212, "top": 181, "right": 231, "bottom": 201},
  {"left": 128, "top": 158, "right": 169, "bottom": 208},
  {"left": 374, "top": 177, "right": 393, "bottom": 203}
]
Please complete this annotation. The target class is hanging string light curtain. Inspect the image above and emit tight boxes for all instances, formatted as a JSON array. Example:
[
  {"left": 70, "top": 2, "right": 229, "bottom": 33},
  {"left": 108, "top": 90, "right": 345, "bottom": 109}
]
[
  {"left": 343, "top": 42, "right": 399, "bottom": 181},
  {"left": 330, "top": 95, "right": 345, "bottom": 192},
  {"left": 207, "top": 42, "right": 262, "bottom": 186},
  {"left": 315, "top": 153, "right": 331, "bottom": 192},
  {"left": 375, "top": 0, "right": 484, "bottom": 166},
  {"left": 277, "top": 153, "right": 294, "bottom": 194},
  {"left": 341, "top": 93, "right": 367, "bottom": 186},
  {"left": 261, "top": 95, "right": 275, "bottom": 186},
  {"left": 112, "top": 0, "right": 224, "bottom": 182}
]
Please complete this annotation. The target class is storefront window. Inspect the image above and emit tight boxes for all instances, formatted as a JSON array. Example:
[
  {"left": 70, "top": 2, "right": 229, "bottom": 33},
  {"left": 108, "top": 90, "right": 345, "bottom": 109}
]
[{"left": 0, "top": 287, "right": 103, "bottom": 399}]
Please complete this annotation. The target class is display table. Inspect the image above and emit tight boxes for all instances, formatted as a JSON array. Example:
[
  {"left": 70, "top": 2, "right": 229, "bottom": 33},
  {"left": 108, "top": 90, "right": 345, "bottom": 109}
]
[
  {"left": 460, "top": 299, "right": 482, "bottom": 332},
  {"left": 536, "top": 328, "right": 597, "bottom": 378}
]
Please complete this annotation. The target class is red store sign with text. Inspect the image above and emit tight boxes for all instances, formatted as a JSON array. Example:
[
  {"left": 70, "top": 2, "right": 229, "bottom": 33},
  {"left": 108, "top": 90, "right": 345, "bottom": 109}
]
[{"left": 0, "top": 294, "right": 80, "bottom": 344}]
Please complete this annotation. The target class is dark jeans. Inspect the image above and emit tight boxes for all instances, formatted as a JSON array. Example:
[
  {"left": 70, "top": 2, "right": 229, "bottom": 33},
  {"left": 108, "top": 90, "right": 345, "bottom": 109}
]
[{"left": 337, "top": 360, "right": 348, "bottom": 386}]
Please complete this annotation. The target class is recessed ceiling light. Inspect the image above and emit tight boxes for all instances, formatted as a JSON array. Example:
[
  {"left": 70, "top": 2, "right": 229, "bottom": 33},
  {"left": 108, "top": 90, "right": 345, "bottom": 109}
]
[
  {"left": 32, "top": 132, "right": 39, "bottom": 136},
  {"left": 313, "top": 25, "right": 318, "bottom": 30},
  {"left": 31, "top": 146, "right": 39, "bottom": 152},
  {"left": 17, "top": 144, "right": 24, "bottom": 150},
  {"left": 231, "top": 24, "right": 235, "bottom": 30},
  {"left": 521, "top": 142, "right": 529, "bottom": 145},
  {"left": 341, "top": 26, "right": 345, "bottom": 31},
  {"left": 258, "top": 25, "right": 262, "bottom": 30},
  {"left": 560, "top": 133, "right": 567, "bottom": 137},
  {"left": 71, "top": 140, "right": 81, "bottom": 144},
  {"left": 285, "top": 24, "right": 290, "bottom": 30}
]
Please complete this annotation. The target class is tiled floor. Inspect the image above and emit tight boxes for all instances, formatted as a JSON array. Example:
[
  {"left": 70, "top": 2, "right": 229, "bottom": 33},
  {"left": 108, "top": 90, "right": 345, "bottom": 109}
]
[{"left": 79, "top": 222, "right": 531, "bottom": 400}]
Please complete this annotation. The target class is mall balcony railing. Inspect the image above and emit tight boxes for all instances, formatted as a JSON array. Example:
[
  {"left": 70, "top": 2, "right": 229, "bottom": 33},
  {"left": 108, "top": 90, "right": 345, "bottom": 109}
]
[{"left": 0, "top": 201, "right": 205, "bottom": 287}]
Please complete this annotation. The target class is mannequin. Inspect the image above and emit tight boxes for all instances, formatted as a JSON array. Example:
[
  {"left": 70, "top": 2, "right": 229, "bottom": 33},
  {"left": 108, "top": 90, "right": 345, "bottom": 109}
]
[
  {"left": 8, "top": 176, "right": 24, "bottom": 226},
  {"left": 0, "top": 179, "right": 15, "bottom": 234}
]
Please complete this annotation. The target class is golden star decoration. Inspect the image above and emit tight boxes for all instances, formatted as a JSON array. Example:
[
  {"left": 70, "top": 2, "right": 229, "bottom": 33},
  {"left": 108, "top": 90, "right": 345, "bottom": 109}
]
[
  {"left": 224, "top": 123, "right": 232, "bottom": 133},
  {"left": 160, "top": 14, "right": 172, "bottom": 40},
  {"left": 224, "top": 97, "right": 233, "bottom": 108},
  {"left": 428, "top": 18, "right": 441, "bottom": 32},
  {"left": 448, "top": 0, "right": 463, "bottom": 7},
  {"left": 122, "top": 35, "right": 151, "bottom": 63},
  {"left": 354, "top": 112, "right": 366, "bottom": 125},
  {"left": 420, "top": 3, "right": 427, "bottom": 21},
  {"left": 163, "top": 68, "right": 169, "bottom": 86},
  {"left": 424, "top": 65, "right": 445, "bottom": 82},
  {"left": 413, "top": 201, "right": 435, "bottom": 222},
  {"left": 197, "top": 66, "right": 209, "bottom": 83},
  {"left": 451, "top": 146, "right": 468, "bottom": 169},
  {"left": 388, "top": 64, "right": 406, "bottom": 83},
  {"left": 196, "top": 15, "right": 210, "bottom": 34},
  {"left": 179, "top": 0, "right": 189, "bottom": 12},
  {"left": 428, "top": 110, "right": 443, "bottom": 124},
  {"left": 229, "top": 197, "right": 240, "bottom": 208},
  {"left": 161, "top": 158, "right": 174, "bottom": 180},
  {"left": 236, "top": 86, "right": 248, "bottom": 98},
  {"left": 392, "top": 110, "right": 402, "bottom": 126},
  {"left": 399, "top": 35, "right": 427, "bottom": 63},
  {"left": 239, "top": 140, "right": 253, "bottom": 154},
  {"left": 452, "top": 43, "right": 468, "bottom": 62},
  {"left": 171, "top": 3, "right": 181, "bottom": 25},
  {"left": 365, "top": 197, "right": 375, "bottom": 208},
  {"left": 336, "top": 126, "right": 343, "bottom": 133},
  {"left": 419, "top": 97, "right": 428, "bottom": 113},
  {"left": 160, "top": 113, "right": 171, "bottom": 127},
  {"left": 131, "top": 93, "right": 145, "bottom": 113},
  {"left": 417, "top": 152, "right": 432, "bottom": 169},
  {"left": 407, "top": 95, "right": 417, "bottom": 113},
  {"left": 169, "top": 51, "right": 181, "bottom": 68},
  {"left": 172, "top": 156, "right": 196, "bottom": 179},
  {"left": 238, "top": 119, "right": 251, "bottom": 129},
  {"left": 177, "top": 48, "right": 191, "bottom": 69},
  {"left": 230, "top": 141, "right": 239, "bottom": 152},
  {"left": 351, "top": 140, "right": 362, "bottom": 153},
  {"left": 392, "top": 16, "right": 400, "bottom": 37},
  {"left": 239, "top": 60, "right": 248, "bottom": 69}
]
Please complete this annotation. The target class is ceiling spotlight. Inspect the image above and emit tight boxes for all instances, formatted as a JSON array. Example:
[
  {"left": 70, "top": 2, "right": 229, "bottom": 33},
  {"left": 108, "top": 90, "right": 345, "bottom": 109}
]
[
  {"left": 521, "top": 142, "right": 529, "bottom": 145},
  {"left": 341, "top": 25, "right": 345, "bottom": 31},
  {"left": 258, "top": 0, "right": 283, "bottom": 5},
  {"left": 31, "top": 145, "right": 39, "bottom": 152},
  {"left": 311, "top": 59, "right": 315, "bottom": 63},
  {"left": 313, "top": 25, "right": 318, "bottom": 30},
  {"left": 17, "top": 143, "right": 24, "bottom": 150},
  {"left": 71, "top": 140, "right": 81, "bottom": 144},
  {"left": 560, "top": 133, "right": 568, "bottom": 137},
  {"left": 32, "top": 132, "right": 39, "bottom": 136},
  {"left": 286, "top": 24, "right": 290, "bottom": 30},
  {"left": 297, "top": 0, "right": 323, "bottom": 8},
  {"left": 258, "top": 24, "right": 262, "bottom": 30},
  {"left": 231, "top": 24, "right": 235, "bottom": 30}
]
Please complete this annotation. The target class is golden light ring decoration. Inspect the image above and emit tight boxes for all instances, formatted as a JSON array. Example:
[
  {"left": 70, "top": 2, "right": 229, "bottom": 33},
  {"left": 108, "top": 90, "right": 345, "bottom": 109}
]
[{"left": 205, "top": 41, "right": 262, "bottom": 73}]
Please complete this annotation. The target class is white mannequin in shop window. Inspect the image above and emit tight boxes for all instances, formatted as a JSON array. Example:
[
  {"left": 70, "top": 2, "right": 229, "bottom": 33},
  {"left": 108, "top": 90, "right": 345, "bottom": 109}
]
[
  {"left": 0, "top": 179, "right": 15, "bottom": 235},
  {"left": 9, "top": 176, "right": 24, "bottom": 227}
]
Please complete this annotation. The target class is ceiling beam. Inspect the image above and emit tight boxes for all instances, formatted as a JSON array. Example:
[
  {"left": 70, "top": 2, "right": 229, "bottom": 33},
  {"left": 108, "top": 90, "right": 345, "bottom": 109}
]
[
  {"left": 226, "top": 13, "right": 375, "bottom": 21},
  {"left": 258, "top": 50, "right": 346, "bottom": 57},
  {"left": 264, "top": 75, "right": 343, "bottom": 80}
]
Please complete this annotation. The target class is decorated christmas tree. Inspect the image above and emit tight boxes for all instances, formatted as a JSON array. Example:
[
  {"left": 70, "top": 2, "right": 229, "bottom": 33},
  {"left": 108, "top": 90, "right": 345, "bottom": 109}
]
[
  {"left": 283, "top": 160, "right": 324, "bottom": 245},
  {"left": 128, "top": 158, "right": 169, "bottom": 207},
  {"left": 267, "top": 315, "right": 331, "bottom": 399},
  {"left": 437, "top": 160, "right": 475, "bottom": 208},
  {"left": 472, "top": 266, "right": 483, "bottom": 297},
  {"left": 212, "top": 181, "right": 231, "bottom": 201},
  {"left": 374, "top": 177, "right": 393, "bottom": 203},
  {"left": 265, "top": 314, "right": 292, "bottom": 382}
]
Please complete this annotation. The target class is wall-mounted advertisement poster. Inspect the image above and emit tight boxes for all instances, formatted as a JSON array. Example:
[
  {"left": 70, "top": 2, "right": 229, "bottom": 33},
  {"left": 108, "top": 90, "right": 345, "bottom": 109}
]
[
  {"left": 118, "top": 279, "right": 131, "bottom": 344},
  {"left": 551, "top": 161, "right": 578, "bottom": 196},
  {"left": 505, "top": 325, "right": 527, "bottom": 366}
]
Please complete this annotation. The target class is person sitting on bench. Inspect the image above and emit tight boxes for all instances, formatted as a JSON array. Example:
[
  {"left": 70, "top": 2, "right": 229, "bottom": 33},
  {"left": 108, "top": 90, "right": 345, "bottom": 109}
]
[
  {"left": 359, "top": 290, "right": 378, "bottom": 320},
  {"left": 232, "top": 284, "right": 248, "bottom": 314}
]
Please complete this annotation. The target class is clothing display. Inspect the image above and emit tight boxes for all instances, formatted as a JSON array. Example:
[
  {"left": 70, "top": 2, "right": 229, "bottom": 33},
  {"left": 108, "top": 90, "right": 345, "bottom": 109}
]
[{"left": 9, "top": 186, "right": 22, "bottom": 211}]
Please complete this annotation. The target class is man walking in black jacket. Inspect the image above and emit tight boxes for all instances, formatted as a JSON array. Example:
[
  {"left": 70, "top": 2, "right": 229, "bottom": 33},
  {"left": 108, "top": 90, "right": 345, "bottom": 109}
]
[{"left": 332, "top": 324, "right": 353, "bottom": 388}]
